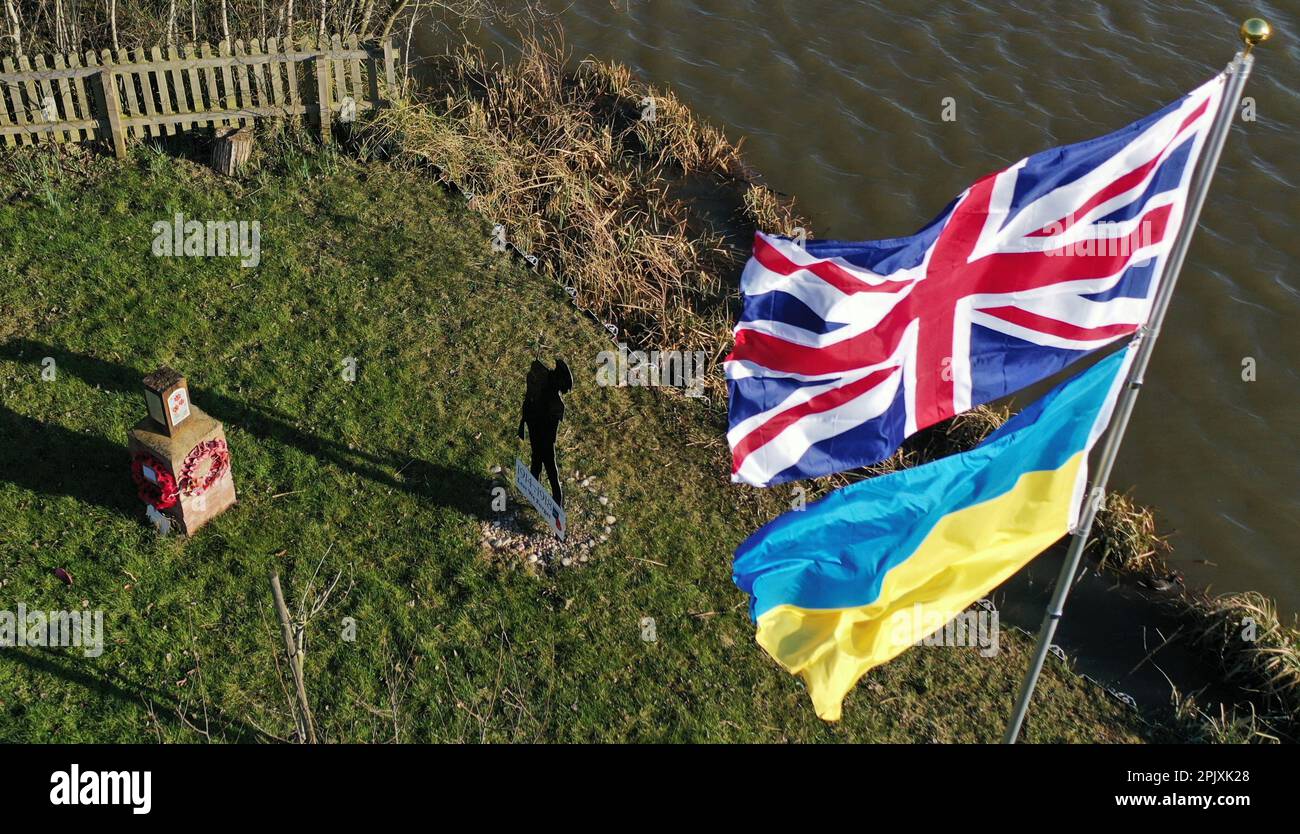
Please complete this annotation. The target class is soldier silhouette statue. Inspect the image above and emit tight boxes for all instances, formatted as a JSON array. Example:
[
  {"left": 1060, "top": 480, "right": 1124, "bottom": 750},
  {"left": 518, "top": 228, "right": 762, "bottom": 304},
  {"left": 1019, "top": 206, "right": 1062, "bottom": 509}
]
[{"left": 519, "top": 358, "right": 572, "bottom": 507}]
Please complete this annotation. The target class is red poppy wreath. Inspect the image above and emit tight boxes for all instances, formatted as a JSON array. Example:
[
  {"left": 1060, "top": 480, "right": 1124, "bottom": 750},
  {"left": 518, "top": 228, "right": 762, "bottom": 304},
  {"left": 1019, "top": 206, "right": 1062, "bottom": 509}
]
[
  {"left": 179, "top": 439, "right": 230, "bottom": 498},
  {"left": 130, "top": 452, "right": 179, "bottom": 511}
]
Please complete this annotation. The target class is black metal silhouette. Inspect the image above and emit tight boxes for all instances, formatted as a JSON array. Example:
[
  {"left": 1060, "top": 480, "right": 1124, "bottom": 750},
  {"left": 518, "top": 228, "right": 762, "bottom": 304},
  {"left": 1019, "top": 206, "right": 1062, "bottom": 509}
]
[{"left": 518, "top": 358, "right": 571, "bottom": 506}]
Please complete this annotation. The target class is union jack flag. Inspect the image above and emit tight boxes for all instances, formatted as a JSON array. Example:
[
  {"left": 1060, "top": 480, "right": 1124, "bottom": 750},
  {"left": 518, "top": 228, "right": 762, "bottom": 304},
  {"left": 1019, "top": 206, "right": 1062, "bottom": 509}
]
[{"left": 726, "top": 73, "right": 1226, "bottom": 487}]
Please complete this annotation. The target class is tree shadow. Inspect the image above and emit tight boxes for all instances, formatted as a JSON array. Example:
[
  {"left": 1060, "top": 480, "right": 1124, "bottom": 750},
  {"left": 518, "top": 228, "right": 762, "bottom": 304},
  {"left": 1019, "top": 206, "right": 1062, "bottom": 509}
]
[
  {"left": 1, "top": 648, "right": 267, "bottom": 742},
  {"left": 0, "top": 402, "right": 139, "bottom": 518},
  {"left": 0, "top": 339, "right": 495, "bottom": 521}
]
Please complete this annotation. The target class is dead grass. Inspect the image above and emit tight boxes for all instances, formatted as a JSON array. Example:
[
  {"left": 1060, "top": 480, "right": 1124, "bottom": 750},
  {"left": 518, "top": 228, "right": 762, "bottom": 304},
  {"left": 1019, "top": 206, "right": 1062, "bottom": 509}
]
[
  {"left": 358, "top": 32, "right": 804, "bottom": 402},
  {"left": 1171, "top": 591, "right": 1300, "bottom": 740},
  {"left": 1170, "top": 690, "right": 1284, "bottom": 743},
  {"left": 1093, "top": 492, "right": 1170, "bottom": 576}
]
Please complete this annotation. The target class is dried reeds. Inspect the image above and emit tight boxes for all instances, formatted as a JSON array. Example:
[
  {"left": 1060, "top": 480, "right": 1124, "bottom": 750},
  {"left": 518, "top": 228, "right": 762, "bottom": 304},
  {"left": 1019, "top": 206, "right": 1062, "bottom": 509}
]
[
  {"left": 1092, "top": 491, "right": 1169, "bottom": 575},
  {"left": 358, "top": 33, "right": 804, "bottom": 402},
  {"left": 1173, "top": 591, "right": 1300, "bottom": 739}
]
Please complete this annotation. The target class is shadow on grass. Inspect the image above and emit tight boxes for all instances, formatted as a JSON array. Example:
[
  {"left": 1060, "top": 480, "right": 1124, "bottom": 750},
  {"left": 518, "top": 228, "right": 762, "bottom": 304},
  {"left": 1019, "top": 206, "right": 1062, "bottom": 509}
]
[
  {"left": 0, "top": 403, "right": 139, "bottom": 518},
  {"left": 1, "top": 648, "right": 268, "bottom": 742},
  {"left": 0, "top": 339, "right": 495, "bottom": 521}
]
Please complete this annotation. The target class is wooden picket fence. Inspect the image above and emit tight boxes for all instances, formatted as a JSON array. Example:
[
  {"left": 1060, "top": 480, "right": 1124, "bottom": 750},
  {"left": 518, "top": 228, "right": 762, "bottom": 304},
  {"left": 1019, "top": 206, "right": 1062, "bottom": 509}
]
[{"left": 0, "top": 34, "right": 400, "bottom": 157}]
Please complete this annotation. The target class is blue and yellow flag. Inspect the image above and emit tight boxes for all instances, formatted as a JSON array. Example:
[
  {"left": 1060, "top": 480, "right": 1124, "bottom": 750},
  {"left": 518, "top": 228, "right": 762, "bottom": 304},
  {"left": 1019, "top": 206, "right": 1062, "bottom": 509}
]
[{"left": 732, "top": 347, "right": 1133, "bottom": 720}]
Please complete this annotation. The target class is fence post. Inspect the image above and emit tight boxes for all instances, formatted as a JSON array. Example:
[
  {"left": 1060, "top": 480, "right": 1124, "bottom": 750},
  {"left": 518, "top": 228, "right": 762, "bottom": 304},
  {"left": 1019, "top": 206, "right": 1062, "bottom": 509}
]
[
  {"left": 98, "top": 68, "right": 127, "bottom": 159},
  {"left": 365, "top": 42, "right": 381, "bottom": 107},
  {"left": 314, "top": 53, "right": 332, "bottom": 143},
  {"left": 382, "top": 40, "right": 396, "bottom": 92}
]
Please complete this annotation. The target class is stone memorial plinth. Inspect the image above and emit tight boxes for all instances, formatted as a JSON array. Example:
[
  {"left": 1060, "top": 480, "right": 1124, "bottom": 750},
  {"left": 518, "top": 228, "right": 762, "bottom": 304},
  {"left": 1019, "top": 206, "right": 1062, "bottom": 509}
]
[{"left": 127, "top": 368, "right": 236, "bottom": 535}]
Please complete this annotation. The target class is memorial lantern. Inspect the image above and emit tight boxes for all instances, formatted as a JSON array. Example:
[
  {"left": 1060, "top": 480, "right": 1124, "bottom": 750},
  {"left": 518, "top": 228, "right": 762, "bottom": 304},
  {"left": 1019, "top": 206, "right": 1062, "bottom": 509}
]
[
  {"left": 127, "top": 367, "right": 237, "bottom": 535},
  {"left": 141, "top": 367, "right": 191, "bottom": 436}
]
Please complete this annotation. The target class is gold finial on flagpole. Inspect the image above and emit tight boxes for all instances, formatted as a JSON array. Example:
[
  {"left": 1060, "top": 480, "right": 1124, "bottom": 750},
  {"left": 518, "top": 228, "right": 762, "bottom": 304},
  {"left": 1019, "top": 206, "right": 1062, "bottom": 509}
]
[{"left": 1240, "top": 18, "right": 1271, "bottom": 55}]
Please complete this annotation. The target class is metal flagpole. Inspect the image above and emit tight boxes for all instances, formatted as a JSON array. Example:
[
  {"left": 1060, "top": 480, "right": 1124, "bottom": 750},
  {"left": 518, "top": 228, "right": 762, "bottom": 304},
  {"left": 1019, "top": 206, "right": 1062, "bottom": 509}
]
[{"left": 1002, "top": 18, "right": 1271, "bottom": 745}]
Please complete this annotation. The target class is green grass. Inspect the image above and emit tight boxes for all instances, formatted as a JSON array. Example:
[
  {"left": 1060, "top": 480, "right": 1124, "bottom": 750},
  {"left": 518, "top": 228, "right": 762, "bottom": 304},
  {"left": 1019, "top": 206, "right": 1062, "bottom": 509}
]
[{"left": 0, "top": 137, "right": 1172, "bottom": 742}]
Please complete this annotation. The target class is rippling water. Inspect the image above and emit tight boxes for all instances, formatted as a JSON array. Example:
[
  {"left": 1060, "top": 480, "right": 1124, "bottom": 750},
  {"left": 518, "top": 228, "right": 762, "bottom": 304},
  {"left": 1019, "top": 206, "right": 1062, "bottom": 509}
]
[{"left": 420, "top": 0, "right": 1300, "bottom": 617}]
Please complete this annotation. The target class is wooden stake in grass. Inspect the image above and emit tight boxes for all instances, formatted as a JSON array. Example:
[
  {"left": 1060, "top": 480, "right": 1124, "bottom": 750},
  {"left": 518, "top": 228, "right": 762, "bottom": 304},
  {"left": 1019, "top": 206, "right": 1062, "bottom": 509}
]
[
  {"left": 212, "top": 126, "right": 254, "bottom": 176},
  {"left": 270, "top": 570, "right": 318, "bottom": 743}
]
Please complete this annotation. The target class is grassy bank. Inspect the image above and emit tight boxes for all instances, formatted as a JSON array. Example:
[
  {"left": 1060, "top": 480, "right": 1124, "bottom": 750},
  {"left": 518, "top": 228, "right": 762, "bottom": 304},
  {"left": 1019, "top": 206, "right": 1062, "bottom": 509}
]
[{"left": 0, "top": 136, "right": 1173, "bottom": 742}]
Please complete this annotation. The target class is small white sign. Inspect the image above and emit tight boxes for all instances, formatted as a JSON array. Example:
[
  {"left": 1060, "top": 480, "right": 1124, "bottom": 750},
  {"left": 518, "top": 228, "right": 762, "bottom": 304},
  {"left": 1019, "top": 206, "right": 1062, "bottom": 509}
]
[
  {"left": 514, "top": 458, "right": 566, "bottom": 540},
  {"left": 168, "top": 388, "right": 190, "bottom": 425},
  {"left": 145, "top": 504, "right": 173, "bottom": 535},
  {"left": 141, "top": 465, "right": 158, "bottom": 485}
]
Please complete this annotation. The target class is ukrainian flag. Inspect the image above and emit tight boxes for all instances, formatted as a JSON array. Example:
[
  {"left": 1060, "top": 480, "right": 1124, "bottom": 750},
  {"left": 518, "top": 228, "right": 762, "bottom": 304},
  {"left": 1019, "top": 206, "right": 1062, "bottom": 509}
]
[{"left": 732, "top": 347, "right": 1133, "bottom": 720}]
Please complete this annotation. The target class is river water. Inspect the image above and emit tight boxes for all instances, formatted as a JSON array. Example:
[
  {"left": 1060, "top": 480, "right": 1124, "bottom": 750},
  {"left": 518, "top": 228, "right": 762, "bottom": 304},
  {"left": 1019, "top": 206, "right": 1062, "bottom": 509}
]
[{"left": 417, "top": 1, "right": 1299, "bottom": 620}]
